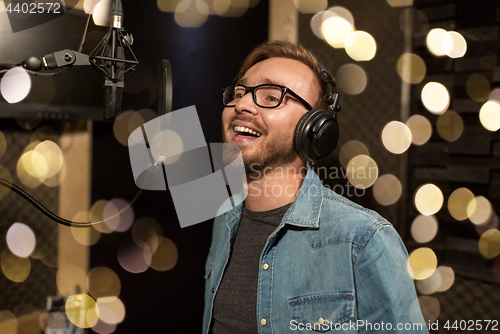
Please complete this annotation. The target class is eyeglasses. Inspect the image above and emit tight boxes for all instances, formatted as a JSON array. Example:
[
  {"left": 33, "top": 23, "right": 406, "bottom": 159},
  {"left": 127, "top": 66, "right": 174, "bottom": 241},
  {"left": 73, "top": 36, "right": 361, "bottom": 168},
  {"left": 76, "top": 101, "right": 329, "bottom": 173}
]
[{"left": 222, "top": 84, "right": 313, "bottom": 110}]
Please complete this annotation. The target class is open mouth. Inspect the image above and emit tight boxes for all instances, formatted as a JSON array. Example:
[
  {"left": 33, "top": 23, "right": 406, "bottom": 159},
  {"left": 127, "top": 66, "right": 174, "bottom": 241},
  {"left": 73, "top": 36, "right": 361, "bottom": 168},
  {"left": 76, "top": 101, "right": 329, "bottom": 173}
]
[{"left": 233, "top": 125, "right": 261, "bottom": 137}]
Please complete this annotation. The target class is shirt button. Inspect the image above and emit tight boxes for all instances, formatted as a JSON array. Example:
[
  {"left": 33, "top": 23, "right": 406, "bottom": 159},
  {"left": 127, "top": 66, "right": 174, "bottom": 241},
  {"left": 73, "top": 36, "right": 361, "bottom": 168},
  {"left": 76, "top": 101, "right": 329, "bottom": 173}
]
[
  {"left": 260, "top": 318, "right": 267, "bottom": 326},
  {"left": 319, "top": 317, "right": 325, "bottom": 325},
  {"left": 262, "top": 263, "right": 269, "bottom": 270},
  {"left": 211, "top": 287, "right": 215, "bottom": 293}
]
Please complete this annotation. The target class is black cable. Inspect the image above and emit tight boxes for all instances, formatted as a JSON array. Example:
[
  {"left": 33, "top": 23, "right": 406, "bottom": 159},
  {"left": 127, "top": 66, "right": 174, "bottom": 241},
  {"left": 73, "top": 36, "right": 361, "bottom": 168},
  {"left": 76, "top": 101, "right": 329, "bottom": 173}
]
[{"left": 0, "top": 177, "right": 143, "bottom": 228}]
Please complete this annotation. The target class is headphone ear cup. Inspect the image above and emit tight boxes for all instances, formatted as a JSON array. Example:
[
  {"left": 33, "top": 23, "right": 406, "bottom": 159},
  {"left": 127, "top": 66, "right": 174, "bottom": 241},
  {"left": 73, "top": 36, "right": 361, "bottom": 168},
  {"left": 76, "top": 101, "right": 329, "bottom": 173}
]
[{"left": 294, "top": 109, "right": 339, "bottom": 161}]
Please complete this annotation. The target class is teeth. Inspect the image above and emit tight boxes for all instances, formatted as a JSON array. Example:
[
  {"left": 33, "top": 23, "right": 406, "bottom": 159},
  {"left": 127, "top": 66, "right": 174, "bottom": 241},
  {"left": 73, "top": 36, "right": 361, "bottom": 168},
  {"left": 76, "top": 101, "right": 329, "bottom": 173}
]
[{"left": 233, "top": 125, "right": 261, "bottom": 137}]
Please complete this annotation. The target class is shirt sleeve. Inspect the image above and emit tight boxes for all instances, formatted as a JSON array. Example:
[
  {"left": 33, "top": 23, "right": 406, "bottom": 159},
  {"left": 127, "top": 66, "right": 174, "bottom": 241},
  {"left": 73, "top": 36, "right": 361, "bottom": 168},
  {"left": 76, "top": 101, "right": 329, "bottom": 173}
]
[{"left": 353, "top": 224, "right": 429, "bottom": 333}]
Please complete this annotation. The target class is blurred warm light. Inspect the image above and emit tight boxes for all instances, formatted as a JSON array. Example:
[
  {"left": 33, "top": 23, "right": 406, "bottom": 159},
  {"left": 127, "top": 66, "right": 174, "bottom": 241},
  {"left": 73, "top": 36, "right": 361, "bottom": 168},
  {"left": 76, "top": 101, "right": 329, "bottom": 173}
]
[
  {"left": 92, "top": 318, "right": 117, "bottom": 334},
  {"left": 408, "top": 247, "right": 438, "bottom": 280},
  {"left": 406, "top": 115, "right": 432, "bottom": 145},
  {"left": 83, "top": 0, "right": 100, "bottom": 14},
  {"left": 57, "top": 263, "right": 87, "bottom": 297},
  {"left": 149, "top": 129, "right": 184, "bottom": 165},
  {"left": 0, "top": 310, "right": 17, "bottom": 334},
  {"left": 0, "top": 67, "right": 31, "bottom": 103},
  {"left": 442, "top": 31, "right": 467, "bottom": 58},
  {"left": 34, "top": 140, "right": 64, "bottom": 178},
  {"left": 478, "top": 229, "right": 500, "bottom": 259},
  {"left": 65, "top": 294, "right": 99, "bottom": 328},
  {"left": 310, "top": 12, "right": 326, "bottom": 39},
  {"left": 117, "top": 240, "right": 152, "bottom": 273},
  {"left": 71, "top": 212, "right": 101, "bottom": 246},
  {"left": 322, "top": 17, "right": 354, "bottom": 48},
  {"left": 345, "top": 31, "right": 377, "bottom": 61},
  {"left": 416, "top": 269, "right": 441, "bottom": 295},
  {"left": 335, "top": 63, "right": 367, "bottom": 95},
  {"left": 150, "top": 236, "right": 179, "bottom": 271},
  {"left": 372, "top": 174, "right": 402, "bottom": 206},
  {"left": 90, "top": 200, "right": 114, "bottom": 234},
  {"left": 489, "top": 87, "right": 500, "bottom": 103},
  {"left": 6, "top": 223, "right": 36, "bottom": 258},
  {"left": 157, "top": 0, "right": 182, "bottom": 12},
  {"left": 346, "top": 155, "right": 378, "bottom": 189},
  {"left": 43, "top": 159, "right": 67, "bottom": 188},
  {"left": 467, "top": 196, "right": 493, "bottom": 226},
  {"left": 448, "top": 187, "right": 475, "bottom": 221},
  {"left": 466, "top": 73, "right": 490, "bottom": 102},
  {"left": 17, "top": 151, "right": 44, "bottom": 188},
  {"left": 113, "top": 110, "right": 141, "bottom": 146},
  {"left": 1, "top": 250, "right": 31, "bottom": 283},
  {"left": 414, "top": 184, "right": 443, "bottom": 216},
  {"left": 397, "top": 53, "right": 426, "bottom": 84},
  {"left": 411, "top": 215, "right": 438, "bottom": 243},
  {"left": 479, "top": 100, "right": 500, "bottom": 132},
  {"left": 87, "top": 266, "right": 121, "bottom": 299},
  {"left": 0, "top": 165, "right": 12, "bottom": 200},
  {"left": 96, "top": 297, "right": 125, "bottom": 325},
  {"left": 104, "top": 198, "right": 134, "bottom": 232},
  {"left": 0, "top": 131, "right": 6, "bottom": 160},
  {"left": 475, "top": 213, "right": 499, "bottom": 237},
  {"left": 293, "top": 0, "right": 327, "bottom": 13},
  {"left": 92, "top": 0, "right": 111, "bottom": 26},
  {"left": 132, "top": 217, "right": 163, "bottom": 254},
  {"left": 426, "top": 28, "right": 447, "bottom": 56},
  {"left": 421, "top": 82, "right": 450, "bottom": 115},
  {"left": 325, "top": 6, "right": 354, "bottom": 27},
  {"left": 417, "top": 296, "right": 440, "bottom": 324},
  {"left": 436, "top": 266, "right": 455, "bottom": 292},
  {"left": 381, "top": 121, "right": 412, "bottom": 154},
  {"left": 436, "top": 110, "right": 463, "bottom": 142},
  {"left": 174, "top": 0, "right": 209, "bottom": 27},
  {"left": 386, "top": 0, "right": 413, "bottom": 6},
  {"left": 338, "top": 140, "right": 369, "bottom": 170},
  {"left": 214, "top": 0, "right": 252, "bottom": 17}
]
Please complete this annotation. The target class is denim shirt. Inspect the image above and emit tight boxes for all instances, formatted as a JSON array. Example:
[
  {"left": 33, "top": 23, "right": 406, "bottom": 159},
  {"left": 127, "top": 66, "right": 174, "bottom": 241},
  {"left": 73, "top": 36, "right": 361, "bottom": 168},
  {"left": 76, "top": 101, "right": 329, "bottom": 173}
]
[{"left": 203, "top": 167, "right": 428, "bottom": 333}]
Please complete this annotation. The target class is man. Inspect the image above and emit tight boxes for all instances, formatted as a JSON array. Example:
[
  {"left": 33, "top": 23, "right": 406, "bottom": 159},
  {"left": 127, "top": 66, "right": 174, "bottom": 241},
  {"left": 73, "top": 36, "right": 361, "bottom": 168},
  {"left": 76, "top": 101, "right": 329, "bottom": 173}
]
[{"left": 203, "top": 41, "right": 428, "bottom": 333}]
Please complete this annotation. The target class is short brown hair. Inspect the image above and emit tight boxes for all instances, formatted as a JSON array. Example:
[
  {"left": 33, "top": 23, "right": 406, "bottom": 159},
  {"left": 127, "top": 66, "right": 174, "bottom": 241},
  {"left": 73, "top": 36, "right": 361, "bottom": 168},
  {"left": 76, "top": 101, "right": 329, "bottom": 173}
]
[{"left": 237, "top": 41, "right": 327, "bottom": 110}]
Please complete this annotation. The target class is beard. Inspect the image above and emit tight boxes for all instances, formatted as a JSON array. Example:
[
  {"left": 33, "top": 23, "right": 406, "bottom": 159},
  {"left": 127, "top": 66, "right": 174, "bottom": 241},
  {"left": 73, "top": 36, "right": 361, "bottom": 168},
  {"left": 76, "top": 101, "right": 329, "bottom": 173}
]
[{"left": 222, "top": 117, "right": 297, "bottom": 178}]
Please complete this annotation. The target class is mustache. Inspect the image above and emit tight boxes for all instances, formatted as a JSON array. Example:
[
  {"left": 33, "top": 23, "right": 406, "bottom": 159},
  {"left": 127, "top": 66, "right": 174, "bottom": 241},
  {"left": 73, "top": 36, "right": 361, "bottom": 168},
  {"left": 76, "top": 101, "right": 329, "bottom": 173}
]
[{"left": 227, "top": 115, "right": 267, "bottom": 136}]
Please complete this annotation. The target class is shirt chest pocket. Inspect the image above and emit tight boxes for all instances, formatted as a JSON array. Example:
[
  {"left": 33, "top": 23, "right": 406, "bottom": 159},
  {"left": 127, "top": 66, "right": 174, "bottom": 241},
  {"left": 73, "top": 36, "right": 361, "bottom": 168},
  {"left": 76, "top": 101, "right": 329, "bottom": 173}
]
[{"left": 289, "top": 292, "right": 355, "bottom": 332}]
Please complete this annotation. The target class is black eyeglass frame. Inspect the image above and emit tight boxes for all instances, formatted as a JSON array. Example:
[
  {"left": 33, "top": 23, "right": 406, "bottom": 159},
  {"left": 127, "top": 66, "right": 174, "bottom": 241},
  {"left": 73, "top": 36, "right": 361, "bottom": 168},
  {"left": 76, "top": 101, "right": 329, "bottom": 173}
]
[{"left": 222, "top": 83, "right": 313, "bottom": 111}]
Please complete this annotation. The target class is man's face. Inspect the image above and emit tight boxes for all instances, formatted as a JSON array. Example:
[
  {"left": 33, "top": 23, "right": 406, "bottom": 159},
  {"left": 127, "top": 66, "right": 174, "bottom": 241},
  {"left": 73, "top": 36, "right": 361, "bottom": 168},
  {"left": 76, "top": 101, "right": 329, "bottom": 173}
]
[{"left": 222, "top": 57, "right": 317, "bottom": 175}]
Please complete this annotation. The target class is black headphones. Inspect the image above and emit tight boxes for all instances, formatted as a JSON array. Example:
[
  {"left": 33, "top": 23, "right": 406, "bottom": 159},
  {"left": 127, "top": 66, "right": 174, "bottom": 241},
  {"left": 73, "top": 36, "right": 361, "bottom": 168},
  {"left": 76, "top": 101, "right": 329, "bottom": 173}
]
[{"left": 294, "top": 62, "right": 341, "bottom": 161}]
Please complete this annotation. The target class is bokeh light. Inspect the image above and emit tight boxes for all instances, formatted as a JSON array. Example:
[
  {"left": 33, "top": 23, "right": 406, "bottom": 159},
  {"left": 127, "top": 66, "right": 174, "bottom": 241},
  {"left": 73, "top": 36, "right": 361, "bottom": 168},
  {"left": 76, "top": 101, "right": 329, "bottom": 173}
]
[
  {"left": 96, "top": 297, "right": 125, "bottom": 325},
  {"left": 478, "top": 229, "right": 500, "bottom": 259},
  {"left": 417, "top": 296, "right": 440, "bottom": 324},
  {"left": 406, "top": 114, "right": 432, "bottom": 145},
  {"left": 34, "top": 140, "right": 64, "bottom": 178},
  {"left": 335, "top": 63, "right": 367, "bottom": 95},
  {"left": 87, "top": 266, "right": 121, "bottom": 299},
  {"left": 92, "top": 0, "right": 111, "bottom": 26},
  {"left": 489, "top": 87, "right": 500, "bottom": 103},
  {"left": 0, "top": 67, "right": 31, "bottom": 103},
  {"left": 71, "top": 212, "right": 102, "bottom": 246},
  {"left": 90, "top": 200, "right": 114, "bottom": 234},
  {"left": 442, "top": 31, "right": 467, "bottom": 58},
  {"left": 91, "top": 318, "right": 117, "bottom": 334},
  {"left": 1, "top": 249, "right": 31, "bottom": 282},
  {"left": 436, "top": 110, "right": 463, "bottom": 142},
  {"left": 426, "top": 28, "right": 447, "bottom": 56},
  {"left": 103, "top": 198, "right": 134, "bottom": 232},
  {"left": 467, "top": 196, "right": 493, "bottom": 226},
  {"left": 322, "top": 17, "right": 354, "bottom": 48},
  {"left": 416, "top": 269, "right": 441, "bottom": 295},
  {"left": 414, "top": 184, "right": 444, "bottom": 216},
  {"left": 293, "top": 0, "right": 327, "bottom": 13},
  {"left": 338, "top": 140, "right": 369, "bottom": 170},
  {"left": 117, "top": 240, "right": 152, "bottom": 273},
  {"left": 310, "top": 12, "right": 327, "bottom": 39},
  {"left": 372, "top": 174, "right": 402, "bottom": 206},
  {"left": 381, "top": 121, "right": 412, "bottom": 154},
  {"left": 346, "top": 155, "right": 378, "bottom": 189},
  {"left": 174, "top": 0, "right": 209, "bottom": 27},
  {"left": 150, "top": 236, "right": 179, "bottom": 271},
  {"left": 113, "top": 110, "right": 145, "bottom": 146},
  {"left": 0, "top": 165, "right": 13, "bottom": 200},
  {"left": 479, "top": 100, "right": 500, "bottom": 131},
  {"left": 397, "top": 53, "right": 426, "bottom": 84},
  {"left": 0, "top": 310, "right": 17, "bottom": 334},
  {"left": 408, "top": 247, "right": 438, "bottom": 280},
  {"left": 149, "top": 129, "right": 185, "bottom": 165},
  {"left": 411, "top": 215, "right": 439, "bottom": 243},
  {"left": 448, "top": 187, "right": 475, "bottom": 221},
  {"left": 132, "top": 217, "right": 163, "bottom": 254},
  {"left": 387, "top": 0, "right": 413, "bottom": 6},
  {"left": 421, "top": 82, "right": 450, "bottom": 115},
  {"left": 345, "top": 31, "right": 377, "bottom": 61},
  {"left": 466, "top": 73, "right": 490, "bottom": 102},
  {"left": 65, "top": 294, "right": 99, "bottom": 328},
  {"left": 56, "top": 263, "right": 87, "bottom": 297},
  {"left": 6, "top": 223, "right": 36, "bottom": 258},
  {"left": 17, "top": 151, "right": 44, "bottom": 188},
  {"left": 435, "top": 266, "right": 455, "bottom": 292},
  {"left": 0, "top": 131, "right": 6, "bottom": 159},
  {"left": 157, "top": 0, "right": 182, "bottom": 12}
]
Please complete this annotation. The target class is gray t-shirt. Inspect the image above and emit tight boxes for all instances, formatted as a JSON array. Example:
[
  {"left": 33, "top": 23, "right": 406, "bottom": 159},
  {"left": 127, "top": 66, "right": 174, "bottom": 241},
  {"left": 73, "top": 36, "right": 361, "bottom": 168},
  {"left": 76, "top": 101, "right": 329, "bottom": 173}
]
[{"left": 211, "top": 202, "right": 292, "bottom": 334}]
